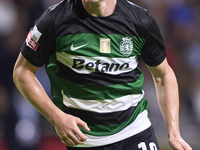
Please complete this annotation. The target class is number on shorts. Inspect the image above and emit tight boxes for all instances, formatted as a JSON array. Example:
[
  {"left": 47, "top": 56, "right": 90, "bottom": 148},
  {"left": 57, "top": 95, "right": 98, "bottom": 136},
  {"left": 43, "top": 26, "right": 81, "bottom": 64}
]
[{"left": 138, "top": 142, "right": 157, "bottom": 150}]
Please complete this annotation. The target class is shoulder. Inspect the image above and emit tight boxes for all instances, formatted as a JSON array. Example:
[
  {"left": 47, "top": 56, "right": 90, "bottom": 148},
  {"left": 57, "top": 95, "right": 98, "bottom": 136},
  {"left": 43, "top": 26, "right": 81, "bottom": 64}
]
[
  {"left": 35, "top": 0, "right": 75, "bottom": 31},
  {"left": 121, "top": 0, "right": 147, "bottom": 12},
  {"left": 118, "top": 0, "right": 152, "bottom": 28}
]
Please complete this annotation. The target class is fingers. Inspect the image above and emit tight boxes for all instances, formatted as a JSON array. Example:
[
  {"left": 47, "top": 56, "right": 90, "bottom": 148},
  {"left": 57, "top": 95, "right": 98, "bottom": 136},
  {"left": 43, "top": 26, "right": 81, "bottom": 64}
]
[
  {"left": 61, "top": 132, "right": 85, "bottom": 146},
  {"left": 169, "top": 140, "right": 183, "bottom": 150},
  {"left": 59, "top": 129, "right": 87, "bottom": 146},
  {"left": 178, "top": 139, "right": 192, "bottom": 150},
  {"left": 169, "top": 137, "right": 192, "bottom": 150},
  {"left": 56, "top": 116, "right": 90, "bottom": 147},
  {"left": 76, "top": 117, "right": 90, "bottom": 131}
]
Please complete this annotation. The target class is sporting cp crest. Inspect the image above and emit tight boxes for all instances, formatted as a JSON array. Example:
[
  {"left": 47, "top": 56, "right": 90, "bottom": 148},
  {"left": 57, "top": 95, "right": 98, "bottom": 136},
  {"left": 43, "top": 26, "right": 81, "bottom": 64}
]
[{"left": 120, "top": 37, "right": 133, "bottom": 57}]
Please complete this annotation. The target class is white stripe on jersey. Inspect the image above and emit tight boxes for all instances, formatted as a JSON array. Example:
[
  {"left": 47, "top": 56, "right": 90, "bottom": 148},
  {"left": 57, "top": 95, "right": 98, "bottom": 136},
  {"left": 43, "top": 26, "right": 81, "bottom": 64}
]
[
  {"left": 62, "top": 90, "right": 144, "bottom": 113},
  {"left": 74, "top": 110, "right": 151, "bottom": 147},
  {"left": 56, "top": 52, "right": 138, "bottom": 75}
]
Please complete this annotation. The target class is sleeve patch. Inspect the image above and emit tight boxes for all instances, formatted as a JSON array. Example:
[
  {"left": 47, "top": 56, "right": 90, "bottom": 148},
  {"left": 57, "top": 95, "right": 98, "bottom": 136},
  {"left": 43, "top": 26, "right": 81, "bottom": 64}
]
[{"left": 26, "top": 25, "right": 42, "bottom": 51}]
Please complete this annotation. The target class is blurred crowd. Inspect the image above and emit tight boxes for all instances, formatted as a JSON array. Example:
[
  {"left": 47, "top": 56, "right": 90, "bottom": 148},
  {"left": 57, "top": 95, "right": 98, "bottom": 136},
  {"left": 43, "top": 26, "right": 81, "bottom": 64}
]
[{"left": 0, "top": 0, "right": 199, "bottom": 149}]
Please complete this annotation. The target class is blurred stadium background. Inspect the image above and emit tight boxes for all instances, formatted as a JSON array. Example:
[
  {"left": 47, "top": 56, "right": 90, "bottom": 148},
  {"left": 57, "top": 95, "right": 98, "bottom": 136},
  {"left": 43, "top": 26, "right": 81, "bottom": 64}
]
[{"left": 0, "top": 0, "right": 199, "bottom": 149}]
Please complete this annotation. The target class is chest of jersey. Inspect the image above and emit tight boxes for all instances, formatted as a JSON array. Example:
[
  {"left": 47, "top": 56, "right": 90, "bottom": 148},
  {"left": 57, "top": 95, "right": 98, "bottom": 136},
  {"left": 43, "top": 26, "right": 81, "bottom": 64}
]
[
  {"left": 55, "top": 14, "right": 146, "bottom": 75},
  {"left": 56, "top": 33, "right": 146, "bottom": 74}
]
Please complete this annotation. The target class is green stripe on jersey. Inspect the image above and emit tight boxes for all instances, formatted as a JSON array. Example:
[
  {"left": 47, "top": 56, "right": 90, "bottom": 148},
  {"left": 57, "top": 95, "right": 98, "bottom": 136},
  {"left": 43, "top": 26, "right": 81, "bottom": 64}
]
[
  {"left": 79, "top": 98, "right": 149, "bottom": 136},
  {"left": 56, "top": 33, "right": 146, "bottom": 57},
  {"left": 46, "top": 54, "right": 63, "bottom": 110},
  {"left": 60, "top": 71, "right": 143, "bottom": 100}
]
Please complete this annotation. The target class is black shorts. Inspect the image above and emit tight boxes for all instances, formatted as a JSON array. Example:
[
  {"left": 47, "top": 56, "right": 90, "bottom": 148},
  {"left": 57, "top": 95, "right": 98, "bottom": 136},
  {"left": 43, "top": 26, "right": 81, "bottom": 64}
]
[{"left": 67, "top": 126, "right": 160, "bottom": 150}]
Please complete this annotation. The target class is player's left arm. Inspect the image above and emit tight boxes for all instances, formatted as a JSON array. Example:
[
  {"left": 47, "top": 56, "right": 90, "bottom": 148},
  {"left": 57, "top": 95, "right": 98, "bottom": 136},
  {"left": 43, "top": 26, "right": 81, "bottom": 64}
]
[{"left": 147, "top": 58, "right": 192, "bottom": 150}]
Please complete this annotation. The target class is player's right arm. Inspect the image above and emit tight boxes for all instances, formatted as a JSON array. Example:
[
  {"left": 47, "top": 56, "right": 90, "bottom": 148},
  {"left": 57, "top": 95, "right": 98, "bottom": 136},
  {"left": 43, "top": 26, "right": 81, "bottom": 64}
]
[{"left": 13, "top": 53, "right": 90, "bottom": 146}]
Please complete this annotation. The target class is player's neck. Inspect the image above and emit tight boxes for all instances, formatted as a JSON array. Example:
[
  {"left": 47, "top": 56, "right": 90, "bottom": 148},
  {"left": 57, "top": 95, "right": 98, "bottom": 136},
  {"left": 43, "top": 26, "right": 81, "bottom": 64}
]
[{"left": 82, "top": 0, "right": 117, "bottom": 17}]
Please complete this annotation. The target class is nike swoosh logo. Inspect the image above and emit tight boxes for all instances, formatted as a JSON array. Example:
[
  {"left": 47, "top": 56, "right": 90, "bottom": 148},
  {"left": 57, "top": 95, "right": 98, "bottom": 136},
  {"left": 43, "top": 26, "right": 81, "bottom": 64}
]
[{"left": 71, "top": 43, "right": 88, "bottom": 51}]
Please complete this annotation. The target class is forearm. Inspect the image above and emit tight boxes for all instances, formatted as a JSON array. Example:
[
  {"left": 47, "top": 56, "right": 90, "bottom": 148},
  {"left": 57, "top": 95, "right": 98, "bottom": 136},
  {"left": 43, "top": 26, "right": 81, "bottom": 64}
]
[
  {"left": 148, "top": 59, "right": 192, "bottom": 149},
  {"left": 13, "top": 68, "right": 62, "bottom": 126},
  {"left": 153, "top": 67, "right": 180, "bottom": 138}
]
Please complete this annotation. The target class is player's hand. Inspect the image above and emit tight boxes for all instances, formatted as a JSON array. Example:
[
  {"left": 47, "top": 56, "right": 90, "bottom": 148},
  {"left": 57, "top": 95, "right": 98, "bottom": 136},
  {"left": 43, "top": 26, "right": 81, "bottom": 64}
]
[
  {"left": 54, "top": 113, "right": 90, "bottom": 147},
  {"left": 169, "top": 136, "right": 192, "bottom": 150}
]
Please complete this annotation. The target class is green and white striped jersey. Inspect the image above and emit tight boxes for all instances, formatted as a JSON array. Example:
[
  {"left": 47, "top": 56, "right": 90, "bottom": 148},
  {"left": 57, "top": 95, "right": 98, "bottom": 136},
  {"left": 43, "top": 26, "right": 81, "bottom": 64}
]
[{"left": 21, "top": 0, "right": 166, "bottom": 147}]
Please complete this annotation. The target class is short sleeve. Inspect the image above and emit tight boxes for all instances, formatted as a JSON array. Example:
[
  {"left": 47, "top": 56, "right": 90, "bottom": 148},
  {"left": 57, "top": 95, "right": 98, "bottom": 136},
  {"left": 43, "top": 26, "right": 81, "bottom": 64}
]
[
  {"left": 141, "top": 15, "right": 166, "bottom": 66},
  {"left": 21, "top": 8, "right": 56, "bottom": 67}
]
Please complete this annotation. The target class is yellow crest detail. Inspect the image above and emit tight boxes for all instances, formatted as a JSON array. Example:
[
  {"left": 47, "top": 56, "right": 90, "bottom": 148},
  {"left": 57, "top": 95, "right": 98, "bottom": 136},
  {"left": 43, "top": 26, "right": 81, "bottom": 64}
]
[{"left": 100, "top": 38, "right": 110, "bottom": 53}]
